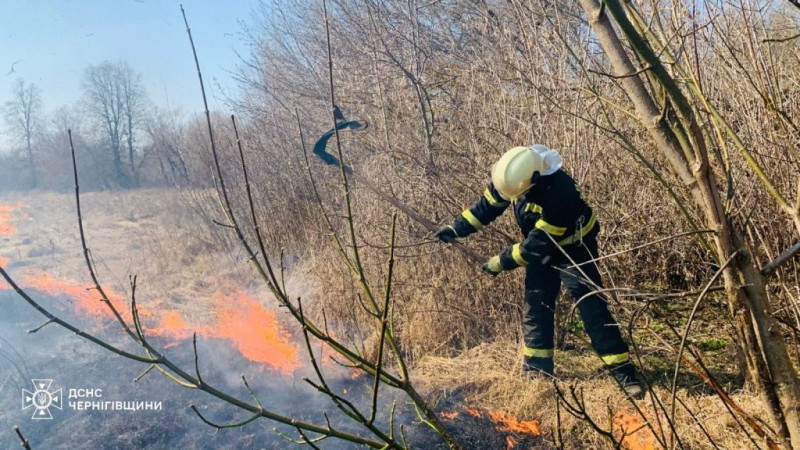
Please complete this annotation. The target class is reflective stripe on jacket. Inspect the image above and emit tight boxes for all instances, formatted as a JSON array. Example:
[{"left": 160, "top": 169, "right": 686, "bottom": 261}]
[{"left": 451, "top": 169, "right": 598, "bottom": 270}]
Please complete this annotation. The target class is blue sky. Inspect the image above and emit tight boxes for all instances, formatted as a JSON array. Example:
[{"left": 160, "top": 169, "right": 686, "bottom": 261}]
[{"left": 1, "top": 0, "right": 262, "bottom": 123}]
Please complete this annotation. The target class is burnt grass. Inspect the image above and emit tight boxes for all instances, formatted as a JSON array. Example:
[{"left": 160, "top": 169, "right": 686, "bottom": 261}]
[{"left": 0, "top": 289, "right": 471, "bottom": 449}]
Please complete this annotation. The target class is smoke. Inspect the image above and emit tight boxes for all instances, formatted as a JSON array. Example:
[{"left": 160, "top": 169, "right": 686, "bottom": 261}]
[
  {"left": 0, "top": 197, "right": 497, "bottom": 449},
  {"left": 0, "top": 262, "right": 448, "bottom": 449},
  {"left": 16, "top": 271, "right": 302, "bottom": 375},
  {"left": 1, "top": 198, "right": 414, "bottom": 448},
  {"left": 0, "top": 204, "right": 21, "bottom": 236},
  {"left": 0, "top": 286, "right": 432, "bottom": 449}
]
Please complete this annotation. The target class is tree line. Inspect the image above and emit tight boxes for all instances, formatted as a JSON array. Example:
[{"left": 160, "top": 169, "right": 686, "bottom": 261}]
[{"left": 1, "top": 60, "right": 211, "bottom": 192}]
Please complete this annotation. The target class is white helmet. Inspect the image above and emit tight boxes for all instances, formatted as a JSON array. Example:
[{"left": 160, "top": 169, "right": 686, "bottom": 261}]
[{"left": 491, "top": 145, "right": 562, "bottom": 200}]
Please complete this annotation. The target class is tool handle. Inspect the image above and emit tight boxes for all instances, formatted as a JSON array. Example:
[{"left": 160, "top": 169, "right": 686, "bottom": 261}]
[{"left": 348, "top": 169, "right": 485, "bottom": 264}]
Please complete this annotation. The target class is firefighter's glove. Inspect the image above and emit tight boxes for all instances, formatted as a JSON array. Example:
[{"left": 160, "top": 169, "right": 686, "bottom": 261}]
[
  {"left": 435, "top": 225, "right": 458, "bottom": 243},
  {"left": 482, "top": 255, "right": 503, "bottom": 277}
]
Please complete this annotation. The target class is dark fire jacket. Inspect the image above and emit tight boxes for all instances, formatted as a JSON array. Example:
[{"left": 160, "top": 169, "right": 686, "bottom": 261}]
[{"left": 451, "top": 169, "right": 598, "bottom": 269}]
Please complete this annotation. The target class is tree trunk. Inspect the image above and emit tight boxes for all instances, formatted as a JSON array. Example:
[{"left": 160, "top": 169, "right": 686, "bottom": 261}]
[
  {"left": 26, "top": 135, "right": 37, "bottom": 189},
  {"left": 111, "top": 136, "right": 127, "bottom": 188},
  {"left": 127, "top": 116, "right": 138, "bottom": 187},
  {"left": 577, "top": 0, "right": 800, "bottom": 446}
]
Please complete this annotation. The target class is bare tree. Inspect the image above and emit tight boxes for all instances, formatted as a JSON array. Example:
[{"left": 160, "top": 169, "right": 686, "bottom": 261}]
[
  {"left": 121, "top": 65, "right": 146, "bottom": 185},
  {"left": 146, "top": 107, "right": 191, "bottom": 188},
  {"left": 575, "top": 0, "right": 800, "bottom": 446},
  {"left": 2, "top": 79, "right": 42, "bottom": 188},
  {"left": 82, "top": 60, "right": 146, "bottom": 187}
]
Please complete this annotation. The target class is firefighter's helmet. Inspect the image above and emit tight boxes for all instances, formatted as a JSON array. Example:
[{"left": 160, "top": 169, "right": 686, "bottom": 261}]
[{"left": 491, "top": 145, "right": 562, "bottom": 200}]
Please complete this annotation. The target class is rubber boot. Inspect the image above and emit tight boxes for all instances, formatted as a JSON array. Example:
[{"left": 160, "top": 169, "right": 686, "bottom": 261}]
[
  {"left": 608, "top": 362, "right": 645, "bottom": 399},
  {"left": 523, "top": 356, "right": 554, "bottom": 377}
]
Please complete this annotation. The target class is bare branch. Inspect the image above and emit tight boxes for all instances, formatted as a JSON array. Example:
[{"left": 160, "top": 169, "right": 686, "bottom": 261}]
[
  {"left": 670, "top": 250, "right": 741, "bottom": 446},
  {"left": 14, "top": 426, "right": 31, "bottom": 450},
  {"left": 761, "top": 242, "right": 800, "bottom": 276},
  {"left": 27, "top": 319, "right": 55, "bottom": 334},
  {"left": 369, "top": 213, "right": 397, "bottom": 425}
]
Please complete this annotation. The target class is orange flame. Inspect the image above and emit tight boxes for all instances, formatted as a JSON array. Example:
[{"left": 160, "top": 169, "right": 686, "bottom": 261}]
[
  {"left": 204, "top": 292, "right": 300, "bottom": 373},
  {"left": 145, "top": 310, "right": 193, "bottom": 341},
  {"left": 18, "top": 271, "right": 300, "bottom": 374},
  {"left": 466, "top": 408, "right": 482, "bottom": 418},
  {"left": 0, "top": 256, "right": 9, "bottom": 291},
  {"left": 1, "top": 199, "right": 299, "bottom": 373},
  {"left": 614, "top": 409, "right": 657, "bottom": 450},
  {"left": 22, "top": 271, "right": 132, "bottom": 319},
  {"left": 488, "top": 411, "right": 542, "bottom": 436},
  {"left": 505, "top": 435, "right": 516, "bottom": 450},
  {"left": 0, "top": 203, "right": 21, "bottom": 236},
  {"left": 440, "top": 411, "right": 459, "bottom": 420}
]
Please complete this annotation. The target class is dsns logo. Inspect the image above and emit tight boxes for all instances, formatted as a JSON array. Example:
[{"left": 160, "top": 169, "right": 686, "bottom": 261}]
[{"left": 22, "top": 379, "right": 62, "bottom": 419}]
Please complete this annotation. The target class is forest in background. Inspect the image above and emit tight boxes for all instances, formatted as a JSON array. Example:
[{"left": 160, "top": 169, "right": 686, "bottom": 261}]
[{"left": 2, "top": 1, "right": 800, "bottom": 448}]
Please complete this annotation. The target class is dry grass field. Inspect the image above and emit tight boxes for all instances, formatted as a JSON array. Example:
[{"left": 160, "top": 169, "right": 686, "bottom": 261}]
[{"left": 0, "top": 187, "right": 782, "bottom": 449}]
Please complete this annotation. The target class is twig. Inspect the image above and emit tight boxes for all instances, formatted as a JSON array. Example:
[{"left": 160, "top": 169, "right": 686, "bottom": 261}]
[
  {"left": 626, "top": 305, "right": 675, "bottom": 450},
  {"left": 356, "top": 293, "right": 380, "bottom": 319},
  {"left": 0, "top": 267, "right": 156, "bottom": 363},
  {"left": 618, "top": 285, "right": 726, "bottom": 300},
  {"left": 295, "top": 427, "right": 325, "bottom": 449},
  {"left": 359, "top": 237, "right": 439, "bottom": 249},
  {"left": 762, "top": 32, "right": 800, "bottom": 43},
  {"left": 279, "top": 248, "right": 287, "bottom": 296},
  {"left": 761, "top": 241, "right": 800, "bottom": 276},
  {"left": 296, "top": 299, "right": 402, "bottom": 448},
  {"left": 674, "top": 394, "right": 720, "bottom": 449},
  {"left": 369, "top": 213, "right": 397, "bottom": 425},
  {"left": 129, "top": 287, "right": 194, "bottom": 389},
  {"left": 318, "top": 3, "right": 454, "bottom": 447},
  {"left": 211, "top": 220, "right": 235, "bottom": 229},
  {"left": 27, "top": 319, "right": 55, "bottom": 333},
  {"left": 555, "top": 390, "right": 565, "bottom": 450},
  {"left": 555, "top": 384, "right": 621, "bottom": 447},
  {"left": 14, "top": 426, "right": 31, "bottom": 450},
  {"left": 322, "top": 0, "right": 366, "bottom": 286},
  {"left": 190, "top": 404, "right": 260, "bottom": 429},
  {"left": 230, "top": 114, "right": 283, "bottom": 294},
  {"left": 648, "top": 323, "right": 777, "bottom": 449},
  {"left": 587, "top": 64, "right": 652, "bottom": 79},
  {"left": 69, "top": 129, "right": 144, "bottom": 344},
  {"left": 388, "top": 400, "right": 397, "bottom": 442},
  {"left": 133, "top": 364, "right": 156, "bottom": 382},
  {"left": 669, "top": 250, "right": 740, "bottom": 443},
  {"left": 241, "top": 375, "right": 263, "bottom": 410},
  {"left": 192, "top": 332, "right": 203, "bottom": 386},
  {"left": 568, "top": 229, "right": 715, "bottom": 268}
]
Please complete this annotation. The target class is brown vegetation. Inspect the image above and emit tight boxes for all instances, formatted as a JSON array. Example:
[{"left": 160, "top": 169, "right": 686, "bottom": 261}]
[
  {"left": 221, "top": 1, "right": 800, "bottom": 447},
  {"left": 2, "top": 1, "right": 800, "bottom": 448}
]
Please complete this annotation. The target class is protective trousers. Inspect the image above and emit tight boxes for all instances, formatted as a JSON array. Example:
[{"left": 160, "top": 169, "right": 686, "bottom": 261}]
[{"left": 522, "top": 236, "right": 629, "bottom": 364}]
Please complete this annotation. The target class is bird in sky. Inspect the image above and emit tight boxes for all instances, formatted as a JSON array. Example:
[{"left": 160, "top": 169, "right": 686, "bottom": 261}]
[{"left": 5, "top": 59, "right": 21, "bottom": 76}]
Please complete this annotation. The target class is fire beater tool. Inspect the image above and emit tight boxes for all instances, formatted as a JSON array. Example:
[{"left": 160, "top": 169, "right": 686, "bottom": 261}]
[{"left": 312, "top": 107, "right": 484, "bottom": 265}]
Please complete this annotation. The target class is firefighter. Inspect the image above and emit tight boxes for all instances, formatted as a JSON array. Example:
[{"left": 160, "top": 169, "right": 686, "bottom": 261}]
[{"left": 435, "top": 145, "right": 645, "bottom": 399}]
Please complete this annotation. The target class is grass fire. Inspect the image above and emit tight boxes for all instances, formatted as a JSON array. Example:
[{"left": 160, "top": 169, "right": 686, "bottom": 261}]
[{"left": 2, "top": 1, "right": 800, "bottom": 449}]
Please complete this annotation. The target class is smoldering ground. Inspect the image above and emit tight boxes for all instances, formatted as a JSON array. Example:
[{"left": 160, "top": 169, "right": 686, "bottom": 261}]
[
  {"left": 0, "top": 192, "right": 546, "bottom": 449},
  {"left": 0, "top": 192, "right": 438, "bottom": 448},
  {"left": 0, "top": 288, "right": 450, "bottom": 449}
]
